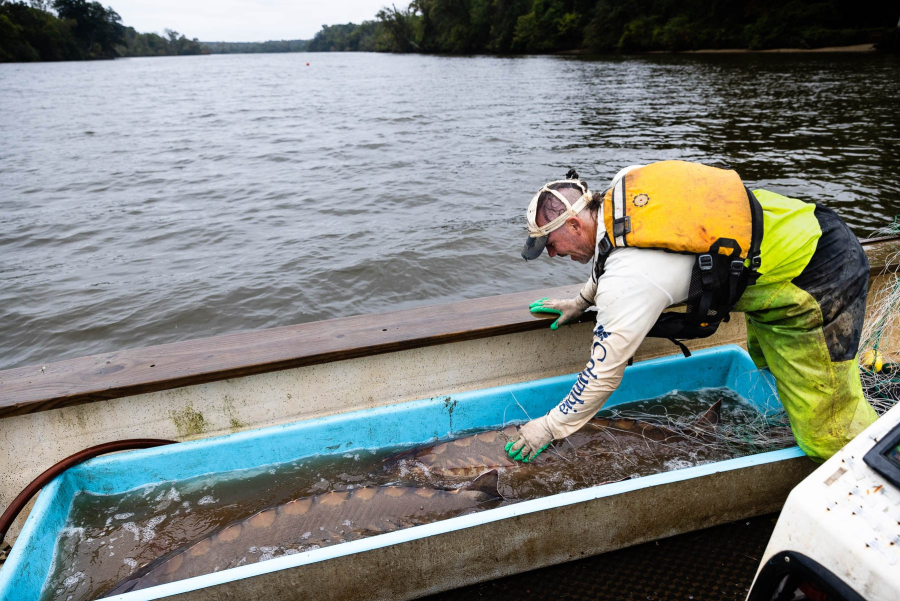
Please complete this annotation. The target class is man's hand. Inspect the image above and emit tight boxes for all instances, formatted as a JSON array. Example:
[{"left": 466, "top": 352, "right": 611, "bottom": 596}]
[
  {"left": 505, "top": 416, "right": 554, "bottom": 462},
  {"left": 529, "top": 296, "right": 590, "bottom": 330}
]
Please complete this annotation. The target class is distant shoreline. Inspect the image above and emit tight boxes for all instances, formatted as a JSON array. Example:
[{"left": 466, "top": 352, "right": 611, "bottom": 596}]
[
  {"left": 652, "top": 43, "right": 878, "bottom": 54},
  {"left": 554, "top": 43, "right": 879, "bottom": 56}
]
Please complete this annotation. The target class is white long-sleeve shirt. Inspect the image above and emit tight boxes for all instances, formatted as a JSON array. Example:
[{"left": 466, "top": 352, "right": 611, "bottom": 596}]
[{"left": 544, "top": 168, "right": 695, "bottom": 440}]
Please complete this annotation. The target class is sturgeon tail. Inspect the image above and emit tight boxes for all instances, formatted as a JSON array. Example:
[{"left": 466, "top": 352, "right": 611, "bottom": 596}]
[{"left": 695, "top": 399, "right": 722, "bottom": 428}]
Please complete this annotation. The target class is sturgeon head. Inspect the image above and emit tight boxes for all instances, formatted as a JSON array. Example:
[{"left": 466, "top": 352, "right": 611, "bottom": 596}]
[{"left": 103, "top": 470, "right": 500, "bottom": 596}]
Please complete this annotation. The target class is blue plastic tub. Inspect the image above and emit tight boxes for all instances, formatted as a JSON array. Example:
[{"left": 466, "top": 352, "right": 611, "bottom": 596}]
[{"left": 0, "top": 345, "right": 798, "bottom": 601}]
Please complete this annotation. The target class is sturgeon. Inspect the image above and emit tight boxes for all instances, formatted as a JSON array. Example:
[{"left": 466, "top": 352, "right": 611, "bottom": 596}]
[
  {"left": 384, "top": 401, "right": 722, "bottom": 478},
  {"left": 588, "top": 399, "right": 721, "bottom": 443},
  {"left": 105, "top": 470, "right": 500, "bottom": 595}
]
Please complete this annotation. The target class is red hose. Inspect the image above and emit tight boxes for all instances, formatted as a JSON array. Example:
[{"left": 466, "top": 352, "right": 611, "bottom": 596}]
[{"left": 0, "top": 439, "right": 176, "bottom": 547}]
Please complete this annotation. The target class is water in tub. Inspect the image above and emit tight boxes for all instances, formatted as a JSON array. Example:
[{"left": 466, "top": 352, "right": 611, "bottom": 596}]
[{"left": 40, "top": 388, "right": 792, "bottom": 600}]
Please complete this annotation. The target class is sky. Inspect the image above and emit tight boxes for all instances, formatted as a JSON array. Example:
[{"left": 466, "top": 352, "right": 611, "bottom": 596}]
[{"left": 107, "top": 0, "right": 393, "bottom": 42}]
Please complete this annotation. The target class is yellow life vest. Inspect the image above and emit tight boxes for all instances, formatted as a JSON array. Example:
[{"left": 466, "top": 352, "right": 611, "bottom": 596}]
[
  {"left": 600, "top": 160, "right": 760, "bottom": 261},
  {"left": 594, "top": 161, "right": 764, "bottom": 351}
]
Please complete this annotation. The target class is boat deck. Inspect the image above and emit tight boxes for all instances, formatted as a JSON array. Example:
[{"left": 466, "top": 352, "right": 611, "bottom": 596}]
[{"left": 424, "top": 512, "right": 778, "bottom": 601}]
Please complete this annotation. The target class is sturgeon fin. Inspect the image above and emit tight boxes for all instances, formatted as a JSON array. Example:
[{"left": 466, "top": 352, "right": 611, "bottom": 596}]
[
  {"left": 463, "top": 469, "right": 500, "bottom": 498},
  {"left": 694, "top": 400, "right": 721, "bottom": 429}
]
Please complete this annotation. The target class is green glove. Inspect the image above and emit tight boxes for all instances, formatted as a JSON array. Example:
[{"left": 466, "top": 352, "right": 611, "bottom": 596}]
[
  {"left": 529, "top": 297, "right": 563, "bottom": 330},
  {"left": 505, "top": 439, "right": 550, "bottom": 463},
  {"left": 529, "top": 296, "right": 590, "bottom": 330},
  {"left": 505, "top": 416, "right": 554, "bottom": 462}
]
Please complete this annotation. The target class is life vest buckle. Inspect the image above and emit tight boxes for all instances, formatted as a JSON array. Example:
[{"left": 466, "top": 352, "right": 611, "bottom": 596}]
[
  {"left": 750, "top": 255, "right": 762, "bottom": 271},
  {"left": 597, "top": 234, "right": 612, "bottom": 256},
  {"left": 698, "top": 254, "right": 714, "bottom": 271},
  {"left": 613, "top": 216, "right": 631, "bottom": 238},
  {"left": 730, "top": 260, "right": 744, "bottom": 276}
]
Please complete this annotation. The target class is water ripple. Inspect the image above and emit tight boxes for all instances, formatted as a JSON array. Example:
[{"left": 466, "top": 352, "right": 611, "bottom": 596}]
[{"left": 0, "top": 52, "right": 898, "bottom": 369}]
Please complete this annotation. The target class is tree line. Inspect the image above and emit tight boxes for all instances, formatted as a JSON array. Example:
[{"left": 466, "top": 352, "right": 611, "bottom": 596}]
[
  {"left": 0, "top": 0, "right": 204, "bottom": 62},
  {"left": 321, "top": 0, "right": 897, "bottom": 54},
  {"left": 3, "top": 0, "right": 897, "bottom": 62},
  {"left": 202, "top": 40, "right": 309, "bottom": 54}
]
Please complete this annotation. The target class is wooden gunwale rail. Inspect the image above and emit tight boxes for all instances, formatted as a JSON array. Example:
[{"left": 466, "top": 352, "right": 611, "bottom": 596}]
[{"left": 2, "top": 236, "right": 898, "bottom": 419}]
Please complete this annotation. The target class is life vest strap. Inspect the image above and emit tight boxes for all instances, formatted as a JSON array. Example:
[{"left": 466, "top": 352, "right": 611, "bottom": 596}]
[
  {"left": 593, "top": 232, "right": 613, "bottom": 282},
  {"left": 746, "top": 186, "right": 765, "bottom": 282},
  {"left": 696, "top": 256, "right": 716, "bottom": 319},
  {"left": 669, "top": 338, "right": 692, "bottom": 358},
  {"left": 727, "top": 260, "right": 745, "bottom": 309}
]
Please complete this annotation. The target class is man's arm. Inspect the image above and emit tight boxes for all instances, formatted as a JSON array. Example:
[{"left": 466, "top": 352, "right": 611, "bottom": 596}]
[{"left": 508, "top": 248, "right": 693, "bottom": 460}]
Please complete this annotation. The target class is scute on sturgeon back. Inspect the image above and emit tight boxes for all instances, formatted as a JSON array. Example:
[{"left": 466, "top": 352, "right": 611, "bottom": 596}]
[{"left": 104, "top": 470, "right": 500, "bottom": 596}]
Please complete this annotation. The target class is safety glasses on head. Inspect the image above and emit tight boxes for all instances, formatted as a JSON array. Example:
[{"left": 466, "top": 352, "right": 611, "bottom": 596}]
[{"left": 521, "top": 174, "right": 592, "bottom": 260}]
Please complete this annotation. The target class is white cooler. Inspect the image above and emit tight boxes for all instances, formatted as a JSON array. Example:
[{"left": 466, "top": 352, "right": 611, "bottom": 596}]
[{"left": 747, "top": 402, "right": 900, "bottom": 601}]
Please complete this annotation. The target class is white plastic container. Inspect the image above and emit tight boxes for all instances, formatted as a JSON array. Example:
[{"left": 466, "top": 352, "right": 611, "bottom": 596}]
[{"left": 748, "top": 403, "right": 900, "bottom": 601}]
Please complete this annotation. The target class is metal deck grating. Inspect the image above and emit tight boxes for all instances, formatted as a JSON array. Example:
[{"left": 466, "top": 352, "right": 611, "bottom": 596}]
[{"left": 422, "top": 513, "right": 780, "bottom": 601}]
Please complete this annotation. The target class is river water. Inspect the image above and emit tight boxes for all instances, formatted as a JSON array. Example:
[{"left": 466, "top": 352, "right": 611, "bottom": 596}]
[{"left": 1, "top": 52, "right": 898, "bottom": 370}]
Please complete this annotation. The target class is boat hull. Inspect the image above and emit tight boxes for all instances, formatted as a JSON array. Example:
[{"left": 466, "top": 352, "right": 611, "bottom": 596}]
[{"left": 0, "top": 346, "right": 815, "bottom": 601}]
